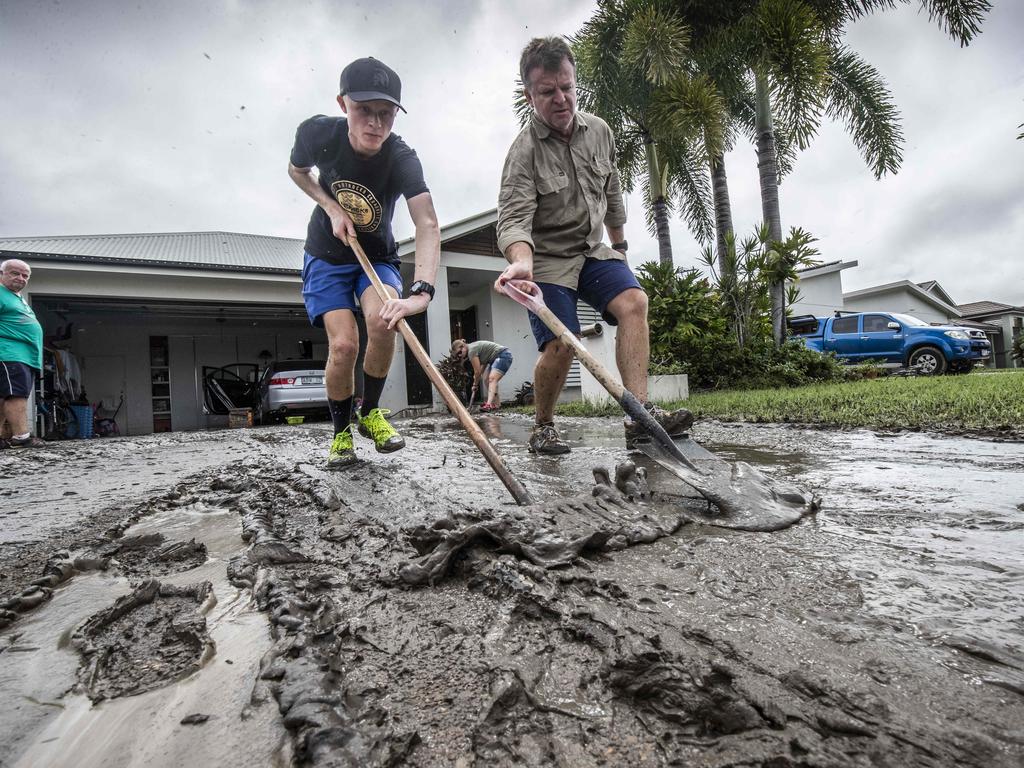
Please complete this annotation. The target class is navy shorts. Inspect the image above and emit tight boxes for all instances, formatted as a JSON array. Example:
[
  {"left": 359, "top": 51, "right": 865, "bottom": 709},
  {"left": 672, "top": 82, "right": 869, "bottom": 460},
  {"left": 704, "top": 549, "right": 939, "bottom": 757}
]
[
  {"left": 527, "top": 257, "right": 643, "bottom": 350},
  {"left": 0, "top": 361, "right": 37, "bottom": 398},
  {"left": 491, "top": 349, "right": 513, "bottom": 375},
  {"left": 302, "top": 253, "right": 403, "bottom": 328}
]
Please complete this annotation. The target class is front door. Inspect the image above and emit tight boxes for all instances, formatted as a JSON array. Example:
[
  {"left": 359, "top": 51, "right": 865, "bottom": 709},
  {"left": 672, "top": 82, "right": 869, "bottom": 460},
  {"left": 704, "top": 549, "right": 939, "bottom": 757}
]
[{"left": 404, "top": 312, "right": 432, "bottom": 406}]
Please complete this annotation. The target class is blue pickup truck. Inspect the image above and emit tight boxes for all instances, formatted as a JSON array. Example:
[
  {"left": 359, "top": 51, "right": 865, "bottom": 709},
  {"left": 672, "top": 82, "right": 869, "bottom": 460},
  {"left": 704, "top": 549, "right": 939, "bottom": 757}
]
[{"left": 788, "top": 312, "right": 991, "bottom": 374}]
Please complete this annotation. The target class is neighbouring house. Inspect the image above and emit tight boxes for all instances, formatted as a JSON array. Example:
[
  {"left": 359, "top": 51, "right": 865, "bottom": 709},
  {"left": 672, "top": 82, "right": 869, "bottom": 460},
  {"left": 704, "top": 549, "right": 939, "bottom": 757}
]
[
  {"left": 957, "top": 301, "right": 1024, "bottom": 369},
  {"left": 842, "top": 279, "right": 962, "bottom": 324},
  {"left": 788, "top": 260, "right": 858, "bottom": 318},
  {"left": 2, "top": 210, "right": 601, "bottom": 436}
]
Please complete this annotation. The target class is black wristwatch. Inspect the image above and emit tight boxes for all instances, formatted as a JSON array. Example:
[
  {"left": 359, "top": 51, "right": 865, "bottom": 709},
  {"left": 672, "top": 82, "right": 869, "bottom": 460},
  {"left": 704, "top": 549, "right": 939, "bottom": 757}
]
[
  {"left": 408, "top": 280, "right": 435, "bottom": 301},
  {"left": 611, "top": 240, "right": 628, "bottom": 253}
]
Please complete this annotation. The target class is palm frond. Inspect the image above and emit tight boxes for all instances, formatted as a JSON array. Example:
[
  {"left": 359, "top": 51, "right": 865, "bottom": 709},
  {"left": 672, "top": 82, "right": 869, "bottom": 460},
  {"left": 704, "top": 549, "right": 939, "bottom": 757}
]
[
  {"left": 824, "top": 45, "right": 904, "bottom": 177},
  {"left": 622, "top": 4, "right": 691, "bottom": 85},
  {"left": 752, "top": 0, "right": 830, "bottom": 150},
  {"left": 651, "top": 73, "right": 728, "bottom": 159},
  {"left": 664, "top": 141, "right": 716, "bottom": 246},
  {"left": 916, "top": 0, "right": 991, "bottom": 46}
]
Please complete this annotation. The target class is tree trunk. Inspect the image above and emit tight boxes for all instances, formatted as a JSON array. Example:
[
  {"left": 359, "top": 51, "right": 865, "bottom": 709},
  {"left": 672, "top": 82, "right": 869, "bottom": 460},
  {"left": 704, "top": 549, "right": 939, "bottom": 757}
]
[
  {"left": 645, "top": 137, "right": 673, "bottom": 267},
  {"left": 710, "top": 151, "right": 734, "bottom": 280},
  {"left": 652, "top": 197, "right": 673, "bottom": 266},
  {"left": 755, "top": 71, "right": 785, "bottom": 346}
]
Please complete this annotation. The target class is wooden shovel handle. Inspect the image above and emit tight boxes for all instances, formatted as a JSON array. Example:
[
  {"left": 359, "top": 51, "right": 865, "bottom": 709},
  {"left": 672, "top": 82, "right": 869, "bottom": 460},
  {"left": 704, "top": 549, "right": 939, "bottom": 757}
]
[{"left": 349, "top": 239, "right": 534, "bottom": 506}]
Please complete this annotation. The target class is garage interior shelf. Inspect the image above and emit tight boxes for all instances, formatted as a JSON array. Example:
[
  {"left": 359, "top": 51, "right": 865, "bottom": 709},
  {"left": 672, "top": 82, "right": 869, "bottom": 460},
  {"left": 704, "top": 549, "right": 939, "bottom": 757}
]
[{"left": 149, "top": 336, "right": 172, "bottom": 433}]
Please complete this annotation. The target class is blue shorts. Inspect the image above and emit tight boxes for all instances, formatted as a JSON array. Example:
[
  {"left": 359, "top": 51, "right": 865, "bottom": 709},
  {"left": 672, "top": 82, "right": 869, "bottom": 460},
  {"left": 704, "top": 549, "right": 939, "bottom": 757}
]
[
  {"left": 527, "top": 257, "right": 642, "bottom": 350},
  {"left": 490, "top": 349, "right": 513, "bottom": 375},
  {"left": 302, "top": 253, "right": 403, "bottom": 328},
  {"left": 0, "top": 361, "right": 36, "bottom": 398}
]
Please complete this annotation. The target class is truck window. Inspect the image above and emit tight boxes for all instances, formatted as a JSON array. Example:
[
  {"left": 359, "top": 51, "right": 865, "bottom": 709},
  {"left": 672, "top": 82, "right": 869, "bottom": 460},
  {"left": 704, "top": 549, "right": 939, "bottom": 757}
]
[
  {"left": 832, "top": 316, "right": 858, "bottom": 334},
  {"left": 863, "top": 315, "right": 892, "bottom": 333}
]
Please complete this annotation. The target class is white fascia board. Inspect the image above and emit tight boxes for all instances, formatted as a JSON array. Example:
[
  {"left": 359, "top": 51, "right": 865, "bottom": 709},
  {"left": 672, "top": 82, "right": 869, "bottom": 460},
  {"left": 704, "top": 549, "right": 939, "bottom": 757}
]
[
  {"left": 795, "top": 260, "right": 858, "bottom": 279},
  {"left": 31, "top": 260, "right": 301, "bottom": 284}
]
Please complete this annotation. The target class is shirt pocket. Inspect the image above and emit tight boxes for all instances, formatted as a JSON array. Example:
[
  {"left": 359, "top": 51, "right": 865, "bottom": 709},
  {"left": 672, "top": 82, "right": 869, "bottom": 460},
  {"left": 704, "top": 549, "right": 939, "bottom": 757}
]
[
  {"left": 536, "top": 171, "right": 569, "bottom": 196},
  {"left": 589, "top": 155, "right": 613, "bottom": 181}
]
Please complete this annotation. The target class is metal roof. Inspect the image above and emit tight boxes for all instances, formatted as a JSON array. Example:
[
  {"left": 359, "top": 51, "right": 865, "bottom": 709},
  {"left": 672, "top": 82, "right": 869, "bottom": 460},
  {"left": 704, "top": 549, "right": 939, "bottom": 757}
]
[
  {"left": 0, "top": 212, "right": 504, "bottom": 273},
  {"left": 0, "top": 231, "right": 306, "bottom": 273},
  {"left": 958, "top": 300, "right": 1020, "bottom": 317}
]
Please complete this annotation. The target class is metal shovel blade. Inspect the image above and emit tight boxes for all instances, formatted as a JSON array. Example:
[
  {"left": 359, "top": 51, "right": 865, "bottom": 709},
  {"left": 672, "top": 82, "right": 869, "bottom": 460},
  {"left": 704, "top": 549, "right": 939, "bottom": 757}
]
[
  {"left": 635, "top": 436, "right": 820, "bottom": 532},
  {"left": 499, "top": 278, "right": 819, "bottom": 528}
]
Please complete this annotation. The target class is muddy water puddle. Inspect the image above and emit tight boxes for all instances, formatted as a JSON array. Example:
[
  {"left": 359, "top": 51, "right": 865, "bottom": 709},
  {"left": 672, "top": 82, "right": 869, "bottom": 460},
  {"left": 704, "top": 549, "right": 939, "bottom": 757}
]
[
  {"left": 1, "top": 498, "right": 289, "bottom": 767},
  {"left": 694, "top": 423, "right": 1024, "bottom": 679}
]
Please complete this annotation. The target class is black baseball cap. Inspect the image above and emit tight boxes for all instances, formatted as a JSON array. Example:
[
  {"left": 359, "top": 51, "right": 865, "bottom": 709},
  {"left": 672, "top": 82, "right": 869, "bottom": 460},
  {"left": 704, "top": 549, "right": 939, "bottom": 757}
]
[{"left": 339, "top": 57, "right": 406, "bottom": 112}]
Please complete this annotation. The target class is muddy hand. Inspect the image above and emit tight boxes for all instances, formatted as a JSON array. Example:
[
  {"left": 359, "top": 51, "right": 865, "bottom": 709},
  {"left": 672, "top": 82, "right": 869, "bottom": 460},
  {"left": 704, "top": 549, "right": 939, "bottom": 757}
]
[
  {"left": 494, "top": 261, "right": 533, "bottom": 296},
  {"left": 328, "top": 209, "right": 356, "bottom": 246},
  {"left": 499, "top": 279, "right": 546, "bottom": 314},
  {"left": 380, "top": 293, "right": 429, "bottom": 330}
]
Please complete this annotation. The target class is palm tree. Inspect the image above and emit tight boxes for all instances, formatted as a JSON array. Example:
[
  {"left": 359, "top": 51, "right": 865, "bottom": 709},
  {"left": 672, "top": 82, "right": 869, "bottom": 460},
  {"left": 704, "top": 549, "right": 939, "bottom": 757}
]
[
  {"left": 680, "top": 0, "right": 990, "bottom": 345},
  {"left": 569, "top": 0, "right": 725, "bottom": 266}
]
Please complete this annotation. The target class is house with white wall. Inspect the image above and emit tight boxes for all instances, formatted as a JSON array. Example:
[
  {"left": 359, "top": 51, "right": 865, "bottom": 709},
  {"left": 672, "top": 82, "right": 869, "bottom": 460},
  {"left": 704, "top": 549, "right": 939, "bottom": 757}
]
[
  {"left": 958, "top": 300, "right": 1023, "bottom": 369},
  {"left": 788, "top": 260, "right": 858, "bottom": 317},
  {"left": 2, "top": 210, "right": 579, "bottom": 435},
  {"left": 842, "top": 279, "right": 962, "bottom": 324}
]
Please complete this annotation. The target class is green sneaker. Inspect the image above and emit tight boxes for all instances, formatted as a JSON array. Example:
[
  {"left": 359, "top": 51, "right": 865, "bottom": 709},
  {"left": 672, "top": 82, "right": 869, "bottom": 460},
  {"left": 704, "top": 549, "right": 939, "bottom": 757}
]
[
  {"left": 327, "top": 427, "right": 358, "bottom": 469},
  {"left": 357, "top": 407, "right": 406, "bottom": 453}
]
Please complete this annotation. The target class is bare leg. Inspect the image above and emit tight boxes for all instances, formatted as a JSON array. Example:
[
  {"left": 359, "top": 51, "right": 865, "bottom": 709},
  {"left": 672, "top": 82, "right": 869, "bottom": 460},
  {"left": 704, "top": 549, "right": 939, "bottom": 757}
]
[
  {"left": 359, "top": 284, "right": 400, "bottom": 379},
  {"left": 607, "top": 288, "right": 650, "bottom": 401},
  {"left": 533, "top": 340, "right": 574, "bottom": 423},
  {"left": 322, "top": 310, "right": 359, "bottom": 401},
  {"left": 486, "top": 370, "right": 505, "bottom": 406},
  {"left": 2, "top": 397, "right": 31, "bottom": 436}
]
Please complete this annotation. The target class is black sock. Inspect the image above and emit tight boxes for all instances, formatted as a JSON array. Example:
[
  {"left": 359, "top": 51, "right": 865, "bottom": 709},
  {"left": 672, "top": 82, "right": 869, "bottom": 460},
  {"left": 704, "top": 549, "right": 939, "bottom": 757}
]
[
  {"left": 361, "top": 372, "right": 387, "bottom": 414},
  {"left": 328, "top": 397, "right": 353, "bottom": 436}
]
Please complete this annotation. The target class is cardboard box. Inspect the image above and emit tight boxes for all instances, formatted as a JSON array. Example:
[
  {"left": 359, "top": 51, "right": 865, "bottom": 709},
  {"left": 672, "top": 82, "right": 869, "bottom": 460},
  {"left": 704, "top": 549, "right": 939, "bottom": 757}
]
[{"left": 228, "top": 408, "right": 253, "bottom": 428}]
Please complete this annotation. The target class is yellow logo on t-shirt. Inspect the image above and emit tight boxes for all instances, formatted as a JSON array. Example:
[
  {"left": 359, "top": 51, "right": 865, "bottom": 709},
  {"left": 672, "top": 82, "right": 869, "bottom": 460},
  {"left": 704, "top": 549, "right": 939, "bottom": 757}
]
[{"left": 331, "top": 180, "right": 382, "bottom": 232}]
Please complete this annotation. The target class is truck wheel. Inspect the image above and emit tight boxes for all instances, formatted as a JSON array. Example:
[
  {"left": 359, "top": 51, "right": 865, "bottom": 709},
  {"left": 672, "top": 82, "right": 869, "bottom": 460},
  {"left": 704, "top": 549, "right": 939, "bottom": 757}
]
[{"left": 908, "top": 346, "right": 946, "bottom": 375}]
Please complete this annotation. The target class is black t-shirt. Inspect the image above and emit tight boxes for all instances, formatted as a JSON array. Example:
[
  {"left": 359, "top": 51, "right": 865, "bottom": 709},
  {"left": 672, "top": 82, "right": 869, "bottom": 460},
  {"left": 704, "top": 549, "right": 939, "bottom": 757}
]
[{"left": 290, "top": 115, "right": 429, "bottom": 265}]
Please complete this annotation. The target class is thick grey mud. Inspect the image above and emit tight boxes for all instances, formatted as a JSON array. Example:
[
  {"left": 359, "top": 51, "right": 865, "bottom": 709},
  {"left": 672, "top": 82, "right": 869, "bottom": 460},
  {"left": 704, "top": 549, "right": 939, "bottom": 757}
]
[{"left": 1, "top": 417, "right": 1023, "bottom": 767}]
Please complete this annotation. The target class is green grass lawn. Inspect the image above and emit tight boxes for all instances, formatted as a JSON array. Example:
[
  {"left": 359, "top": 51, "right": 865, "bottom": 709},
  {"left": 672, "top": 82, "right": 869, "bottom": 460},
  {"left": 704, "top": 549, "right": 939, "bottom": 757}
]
[{"left": 550, "top": 370, "right": 1024, "bottom": 434}]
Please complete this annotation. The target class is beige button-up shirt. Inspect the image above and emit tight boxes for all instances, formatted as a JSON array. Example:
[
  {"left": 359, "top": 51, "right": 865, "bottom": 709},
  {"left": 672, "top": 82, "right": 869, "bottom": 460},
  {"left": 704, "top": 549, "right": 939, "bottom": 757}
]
[{"left": 496, "top": 111, "right": 627, "bottom": 289}]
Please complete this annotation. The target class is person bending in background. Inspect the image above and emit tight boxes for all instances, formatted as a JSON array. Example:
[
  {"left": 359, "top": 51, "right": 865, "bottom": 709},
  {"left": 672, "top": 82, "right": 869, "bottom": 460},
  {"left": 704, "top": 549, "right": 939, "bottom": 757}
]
[{"left": 451, "top": 339, "right": 514, "bottom": 412}]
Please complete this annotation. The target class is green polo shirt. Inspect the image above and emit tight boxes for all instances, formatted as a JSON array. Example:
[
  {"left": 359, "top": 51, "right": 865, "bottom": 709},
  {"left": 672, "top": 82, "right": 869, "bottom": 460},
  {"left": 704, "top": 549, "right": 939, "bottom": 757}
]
[
  {"left": 496, "top": 110, "right": 628, "bottom": 289},
  {"left": 0, "top": 286, "right": 43, "bottom": 370}
]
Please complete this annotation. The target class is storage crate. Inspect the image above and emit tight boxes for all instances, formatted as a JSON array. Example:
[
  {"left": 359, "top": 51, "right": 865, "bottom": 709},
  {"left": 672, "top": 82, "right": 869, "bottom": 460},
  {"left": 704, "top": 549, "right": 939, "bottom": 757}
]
[
  {"left": 67, "top": 404, "right": 94, "bottom": 439},
  {"left": 228, "top": 408, "right": 253, "bottom": 428}
]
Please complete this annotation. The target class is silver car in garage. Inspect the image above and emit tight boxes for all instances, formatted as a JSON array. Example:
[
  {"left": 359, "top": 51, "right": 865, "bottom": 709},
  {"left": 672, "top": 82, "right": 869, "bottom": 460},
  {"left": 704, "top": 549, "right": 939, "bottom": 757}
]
[{"left": 256, "top": 360, "right": 328, "bottom": 424}]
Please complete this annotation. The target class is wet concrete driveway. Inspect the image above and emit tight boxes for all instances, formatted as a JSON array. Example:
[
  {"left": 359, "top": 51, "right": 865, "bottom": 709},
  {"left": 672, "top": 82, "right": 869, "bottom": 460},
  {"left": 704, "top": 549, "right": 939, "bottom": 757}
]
[{"left": 1, "top": 415, "right": 1022, "bottom": 766}]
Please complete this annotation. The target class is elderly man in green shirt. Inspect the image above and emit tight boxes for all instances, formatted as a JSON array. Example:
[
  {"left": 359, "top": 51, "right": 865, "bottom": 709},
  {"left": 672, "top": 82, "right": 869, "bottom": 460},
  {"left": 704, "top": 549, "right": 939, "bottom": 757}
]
[
  {"left": 495, "top": 36, "right": 692, "bottom": 455},
  {"left": 1, "top": 259, "right": 45, "bottom": 448}
]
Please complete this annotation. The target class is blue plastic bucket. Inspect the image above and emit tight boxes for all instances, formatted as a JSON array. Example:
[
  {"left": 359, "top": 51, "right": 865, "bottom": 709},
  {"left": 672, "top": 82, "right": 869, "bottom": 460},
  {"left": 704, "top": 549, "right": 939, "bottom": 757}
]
[{"left": 66, "top": 405, "right": 94, "bottom": 439}]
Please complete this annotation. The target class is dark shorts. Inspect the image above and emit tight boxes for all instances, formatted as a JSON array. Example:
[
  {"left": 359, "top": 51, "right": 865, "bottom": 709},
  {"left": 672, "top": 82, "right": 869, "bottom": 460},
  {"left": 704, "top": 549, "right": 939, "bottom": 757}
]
[
  {"left": 527, "top": 257, "right": 643, "bottom": 350},
  {"left": 490, "top": 349, "right": 513, "bottom": 375},
  {"left": 0, "top": 361, "right": 37, "bottom": 398},
  {"left": 302, "top": 253, "right": 403, "bottom": 328}
]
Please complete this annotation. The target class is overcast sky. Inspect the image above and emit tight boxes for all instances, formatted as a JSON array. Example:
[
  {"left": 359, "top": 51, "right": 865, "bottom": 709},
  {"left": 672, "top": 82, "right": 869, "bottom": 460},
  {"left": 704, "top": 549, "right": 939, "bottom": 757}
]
[{"left": 2, "top": 0, "right": 1022, "bottom": 305}]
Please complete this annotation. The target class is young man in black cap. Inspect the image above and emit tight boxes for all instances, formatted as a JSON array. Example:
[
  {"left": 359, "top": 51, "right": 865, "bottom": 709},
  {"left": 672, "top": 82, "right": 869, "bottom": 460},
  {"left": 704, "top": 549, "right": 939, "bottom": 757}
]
[{"left": 288, "top": 57, "right": 440, "bottom": 469}]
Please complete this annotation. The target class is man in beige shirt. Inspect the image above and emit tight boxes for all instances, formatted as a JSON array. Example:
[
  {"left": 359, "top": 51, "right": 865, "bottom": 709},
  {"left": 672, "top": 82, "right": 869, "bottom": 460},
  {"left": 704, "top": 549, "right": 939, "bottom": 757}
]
[{"left": 495, "top": 36, "right": 692, "bottom": 455}]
